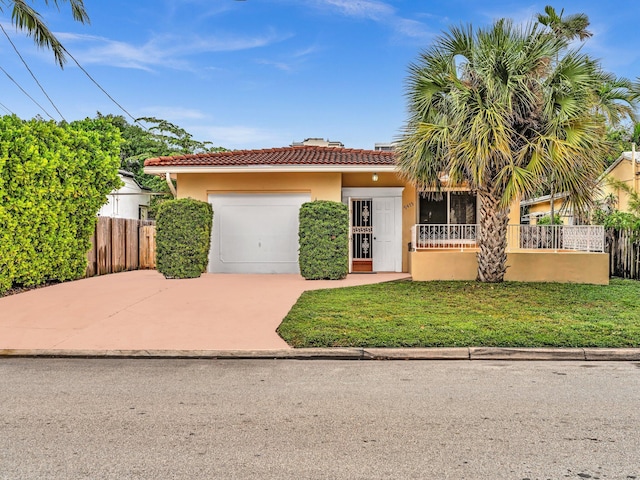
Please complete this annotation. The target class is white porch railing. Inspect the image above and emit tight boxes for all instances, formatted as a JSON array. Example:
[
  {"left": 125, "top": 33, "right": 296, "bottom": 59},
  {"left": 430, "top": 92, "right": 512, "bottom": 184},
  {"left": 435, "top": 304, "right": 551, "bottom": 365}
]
[
  {"left": 411, "top": 224, "right": 605, "bottom": 252},
  {"left": 411, "top": 224, "right": 478, "bottom": 250},
  {"left": 508, "top": 224, "right": 605, "bottom": 252}
]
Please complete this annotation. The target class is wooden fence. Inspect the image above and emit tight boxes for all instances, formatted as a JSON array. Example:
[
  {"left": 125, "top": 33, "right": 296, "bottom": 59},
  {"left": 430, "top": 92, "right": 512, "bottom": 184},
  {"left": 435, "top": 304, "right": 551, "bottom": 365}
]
[
  {"left": 86, "top": 217, "right": 156, "bottom": 277},
  {"left": 606, "top": 229, "right": 640, "bottom": 280}
]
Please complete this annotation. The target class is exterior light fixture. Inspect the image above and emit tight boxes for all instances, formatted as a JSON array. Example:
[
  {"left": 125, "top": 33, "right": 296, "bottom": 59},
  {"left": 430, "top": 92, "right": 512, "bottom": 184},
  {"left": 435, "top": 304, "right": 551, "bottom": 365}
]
[{"left": 372, "top": 173, "right": 379, "bottom": 182}]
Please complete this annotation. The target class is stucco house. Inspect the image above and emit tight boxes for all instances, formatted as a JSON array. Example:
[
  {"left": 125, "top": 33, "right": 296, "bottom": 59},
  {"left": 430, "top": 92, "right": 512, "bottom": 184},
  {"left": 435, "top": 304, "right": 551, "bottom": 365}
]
[
  {"left": 520, "top": 193, "right": 573, "bottom": 225},
  {"left": 601, "top": 150, "right": 640, "bottom": 212},
  {"left": 98, "top": 170, "right": 151, "bottom": 220},
  {"left": 144, "top": 145, "right": 608, "bottom": 284},
  {"left": 521, "top": 150, "right": 640, "bottom": 225}
]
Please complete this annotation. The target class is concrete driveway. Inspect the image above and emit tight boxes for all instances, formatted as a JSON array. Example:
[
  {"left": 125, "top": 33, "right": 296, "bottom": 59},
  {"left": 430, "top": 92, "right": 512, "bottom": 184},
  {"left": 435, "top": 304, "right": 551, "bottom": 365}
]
[{"left": 0, "top": 270, "right": 409, "bottom": 351}]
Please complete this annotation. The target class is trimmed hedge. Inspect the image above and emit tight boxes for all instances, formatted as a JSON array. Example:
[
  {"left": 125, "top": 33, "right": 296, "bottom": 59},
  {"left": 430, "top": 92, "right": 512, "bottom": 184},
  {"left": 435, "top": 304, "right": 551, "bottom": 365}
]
[
  {"left": 0, "top": 115, "right": 122, "bottom": 295},
  {"left": 299, "top": 200, "right": 349, "bottom": 280},
  {"left": 156, "top": 198, "right": 213, "bottom": 278}
]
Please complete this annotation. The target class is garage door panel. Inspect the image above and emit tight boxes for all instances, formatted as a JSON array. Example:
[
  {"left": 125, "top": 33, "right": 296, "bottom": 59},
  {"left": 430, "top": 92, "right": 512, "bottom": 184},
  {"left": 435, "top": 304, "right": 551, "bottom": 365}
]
[
  {"left": 208, "top": 193, "right": 310, "bottom": 274},
  {"left": 219, "top": 205, "right": 300, "bottom": 263}
]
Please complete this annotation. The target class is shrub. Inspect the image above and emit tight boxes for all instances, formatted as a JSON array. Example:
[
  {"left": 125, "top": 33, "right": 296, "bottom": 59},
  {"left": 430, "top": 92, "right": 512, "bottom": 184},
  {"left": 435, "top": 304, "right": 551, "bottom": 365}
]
[
  {"left": 602, "top": 211, "right": 640, "bottom": 232},
  {"left": 156, "top": 198, "right": 213, "bottom": 278},
  {"left": 299, "top": 200, "right": 348, "bottom": 280},
  {"left": 0, "top": 116, "right": 121, "bottom": 295},
  {"left": 536, "top": 214, "right": 562, "bottom": 225}
]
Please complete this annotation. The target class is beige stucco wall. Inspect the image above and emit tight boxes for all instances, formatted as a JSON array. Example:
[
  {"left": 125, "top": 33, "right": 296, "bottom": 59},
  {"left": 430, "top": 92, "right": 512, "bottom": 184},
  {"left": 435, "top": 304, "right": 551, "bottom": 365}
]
[
  {"left": 527, "top": 197, "right": 571, "bottom": 224},
  {"left": 176, "top": 172, "right": 343, "bottom": 202},
  {"left": 504, "top": 252, "right": 609, "bottom": 285},
  {"left": 410, "top": 251, "right": 479, "bottom": 281},
  {"left": 603, "top": 159, "right": 639, "bottom": 213},
  {"left": 410, "top": 250, "right": 609, "bottom": 285},
  {"left": 176, "top": 171, "right": 541, "bottom": 277},
  {"left": 177, "top": 171, "right": 415, "bottom": 272}
]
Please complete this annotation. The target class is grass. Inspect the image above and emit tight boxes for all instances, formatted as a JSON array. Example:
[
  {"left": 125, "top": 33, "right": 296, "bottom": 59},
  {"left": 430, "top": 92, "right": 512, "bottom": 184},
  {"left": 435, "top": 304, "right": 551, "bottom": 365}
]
[{"left": 276, "top": 279, "right": 640, "bottom": 348}]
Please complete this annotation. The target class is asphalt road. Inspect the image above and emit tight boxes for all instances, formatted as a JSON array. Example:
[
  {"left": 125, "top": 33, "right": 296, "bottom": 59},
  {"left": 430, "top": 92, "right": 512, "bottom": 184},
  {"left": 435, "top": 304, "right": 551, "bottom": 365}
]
[{"left": 1, "top": 359, "right": 639, "bottom": 479}]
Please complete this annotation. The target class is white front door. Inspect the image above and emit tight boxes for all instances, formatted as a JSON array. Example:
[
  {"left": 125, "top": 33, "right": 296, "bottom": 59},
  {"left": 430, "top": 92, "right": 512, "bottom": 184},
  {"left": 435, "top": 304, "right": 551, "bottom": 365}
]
[
  {"left": 373, "top": 197, "right": 396, "bottom": 272},
  {"left": 342, "top": 187, "right": 404, "bottom": 273}
]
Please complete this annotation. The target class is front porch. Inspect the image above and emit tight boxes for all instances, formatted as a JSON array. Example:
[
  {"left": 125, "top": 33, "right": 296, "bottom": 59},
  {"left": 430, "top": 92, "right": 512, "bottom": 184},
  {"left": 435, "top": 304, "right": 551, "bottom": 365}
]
[{"left": 409, "top": 224, "right": 609, "bottom": 284}]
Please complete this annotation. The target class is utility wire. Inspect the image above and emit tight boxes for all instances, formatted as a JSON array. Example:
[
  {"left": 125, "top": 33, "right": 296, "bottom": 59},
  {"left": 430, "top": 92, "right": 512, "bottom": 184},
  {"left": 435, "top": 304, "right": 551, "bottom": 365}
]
[
  {"left": 61, "top": 45, "right": 146, "bottom": 129},
  {"left": 0, "top": 31, "right": 146, "bottom": 129},
  {"left": 0, "top": 100, "right": 14, "bottom": 115},
  {"left": 0, "top": 65, "right": 55, "bottom": 120},
  {"left": 0, "top": 23, "right": 66, "bottom": 121}
]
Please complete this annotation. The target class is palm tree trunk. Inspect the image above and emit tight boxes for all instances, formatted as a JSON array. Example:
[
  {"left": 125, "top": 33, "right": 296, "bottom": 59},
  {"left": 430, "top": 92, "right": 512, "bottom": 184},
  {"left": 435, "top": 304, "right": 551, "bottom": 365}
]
[{"left": 476, "top": 191, "right": 509, "bottom": 282}]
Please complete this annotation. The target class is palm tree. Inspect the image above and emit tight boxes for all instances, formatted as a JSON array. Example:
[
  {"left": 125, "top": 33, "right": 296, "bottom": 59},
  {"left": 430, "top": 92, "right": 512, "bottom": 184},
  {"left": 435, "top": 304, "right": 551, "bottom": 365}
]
[
  {"left": 537, "top": 6, "right": 592, "bottom": 226},
  {"left": 0, "top": 0, "right": 89, "bottom": 67},
  {"left": 537, "top": 5, "right": 592, "bottom": 41},
  {"left": 397, "top": 19, "right": 617, "bottom": 282}
]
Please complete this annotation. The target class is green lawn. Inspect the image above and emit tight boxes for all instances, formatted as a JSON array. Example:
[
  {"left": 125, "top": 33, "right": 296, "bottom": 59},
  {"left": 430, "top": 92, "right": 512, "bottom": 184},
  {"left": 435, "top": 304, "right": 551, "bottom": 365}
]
[{"left": 277, "top": 279, "right": 640, "bottom": 348}]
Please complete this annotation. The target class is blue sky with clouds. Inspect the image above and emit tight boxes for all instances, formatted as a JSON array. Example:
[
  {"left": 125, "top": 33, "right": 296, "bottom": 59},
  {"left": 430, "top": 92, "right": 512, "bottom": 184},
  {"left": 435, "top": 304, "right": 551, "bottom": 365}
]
[{"left": 1, "top": 0, "right": 639, "bottom": 150}]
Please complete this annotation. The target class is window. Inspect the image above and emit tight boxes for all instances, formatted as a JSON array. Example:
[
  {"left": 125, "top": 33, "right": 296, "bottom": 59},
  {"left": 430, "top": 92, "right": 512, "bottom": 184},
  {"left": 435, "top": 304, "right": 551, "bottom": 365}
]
[{"left": 419, "top": 191, "right": 476, "bottom": 224}]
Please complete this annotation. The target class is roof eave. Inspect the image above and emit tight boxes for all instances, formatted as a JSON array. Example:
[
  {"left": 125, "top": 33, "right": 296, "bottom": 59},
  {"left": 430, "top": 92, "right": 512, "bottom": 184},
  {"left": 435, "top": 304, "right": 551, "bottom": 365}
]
[{"left": 144, "top": 165, "right": 398, "bottom": 175}]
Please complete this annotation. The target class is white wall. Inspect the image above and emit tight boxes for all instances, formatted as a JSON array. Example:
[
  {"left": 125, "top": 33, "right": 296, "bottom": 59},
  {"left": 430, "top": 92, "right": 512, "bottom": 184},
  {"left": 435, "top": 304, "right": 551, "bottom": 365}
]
[{"left": 98, "top": 174, "right": 151, "bottom": 220}]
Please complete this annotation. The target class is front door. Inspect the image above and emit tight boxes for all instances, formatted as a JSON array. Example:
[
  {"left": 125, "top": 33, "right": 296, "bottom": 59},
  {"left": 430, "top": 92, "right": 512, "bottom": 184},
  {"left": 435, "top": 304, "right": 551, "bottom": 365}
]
[
  {"left": 350, "top": 197, "right": 397, "bottom": 272},
  {"left": 344, "top": 187, "right": 403, "bottom": 273},
  {"left": 351, "top": 199, "right": 373, "bottom": 272},
  {"left": 373, "top": 197, "right": 395, "bottom": 272}
]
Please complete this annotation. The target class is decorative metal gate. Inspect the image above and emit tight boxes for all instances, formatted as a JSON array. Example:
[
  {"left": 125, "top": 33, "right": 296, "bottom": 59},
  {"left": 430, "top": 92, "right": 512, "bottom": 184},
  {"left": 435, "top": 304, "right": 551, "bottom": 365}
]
[{"left": 351, "top": 199, "right": 373, "bottom": 272}]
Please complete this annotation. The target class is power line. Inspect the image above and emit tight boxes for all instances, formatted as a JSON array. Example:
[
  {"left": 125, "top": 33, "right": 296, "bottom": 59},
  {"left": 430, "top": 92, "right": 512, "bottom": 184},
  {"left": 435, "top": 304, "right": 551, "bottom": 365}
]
[
  {"left": 0, "top": 23, "right": 66, "bottom": 121},
  {"left": 0, "top": 30, "right": 147, "bottom": 130},
  {"left": 0, "top": 100, "right": 14, "bottom": 115},
  {"left": 61, "top": 45, "right": 146, "bottom": 129},
  {"left": 0, "top": 65, "right": 55, "bottom": 120}
]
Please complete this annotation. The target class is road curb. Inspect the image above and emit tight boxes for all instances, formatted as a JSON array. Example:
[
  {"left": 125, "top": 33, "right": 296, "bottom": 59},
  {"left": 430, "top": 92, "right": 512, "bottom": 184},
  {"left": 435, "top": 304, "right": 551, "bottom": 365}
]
[{"left": 2, "top": 347, "right": 640, "bottom": 361}]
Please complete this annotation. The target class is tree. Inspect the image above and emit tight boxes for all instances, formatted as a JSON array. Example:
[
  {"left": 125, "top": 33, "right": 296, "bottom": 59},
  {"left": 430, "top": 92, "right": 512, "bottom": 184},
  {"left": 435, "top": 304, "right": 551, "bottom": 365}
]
[
  {"left": 536, "top": 6, "right": 618, "bottom": 228},
  {"left": 96, "top": 114, "right": 226, "bottom": 191},
  {"left": 95, "top": 114, "right": 227, "bottom": 218},
  {"left": 397, "top": 17, "right": 631, "bottom": 282},
  {"left": 536, "top": 5, "right": 592, "bottom": 41},
  {"left": 0, "top": 0, "right": 89, "bottom": 67}
]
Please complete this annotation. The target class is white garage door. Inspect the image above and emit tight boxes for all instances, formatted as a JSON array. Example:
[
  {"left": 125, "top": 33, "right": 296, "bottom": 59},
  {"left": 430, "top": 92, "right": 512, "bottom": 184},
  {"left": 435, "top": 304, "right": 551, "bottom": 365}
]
[{"left": 208, "top": 193, "right": 310, "bottom": 273}]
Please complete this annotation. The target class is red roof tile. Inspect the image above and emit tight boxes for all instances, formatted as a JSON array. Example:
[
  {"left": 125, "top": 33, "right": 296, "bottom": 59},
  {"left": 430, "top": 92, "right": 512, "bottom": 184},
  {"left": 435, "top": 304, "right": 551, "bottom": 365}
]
[{"left": 144, "top": 146, "right": 396, "bottom": 168}]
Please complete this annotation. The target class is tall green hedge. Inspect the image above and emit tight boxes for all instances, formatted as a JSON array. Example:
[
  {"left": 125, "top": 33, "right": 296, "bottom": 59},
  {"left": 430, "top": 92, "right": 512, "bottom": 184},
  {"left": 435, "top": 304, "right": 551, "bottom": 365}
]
[
  {"left": 156, "top": 198, "right": 213, "bottom": 279},
  {"left": 0, "top": 115, "right": 122, "bottom": 295},
  {"left": 299, "top": 200, "right": 349, "bottom": 280}
]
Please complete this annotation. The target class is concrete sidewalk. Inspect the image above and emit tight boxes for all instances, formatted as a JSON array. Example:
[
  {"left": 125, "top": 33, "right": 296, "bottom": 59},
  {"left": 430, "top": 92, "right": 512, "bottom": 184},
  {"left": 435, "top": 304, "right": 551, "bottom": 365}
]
[{"left": 0, "top": 270, "right": 410, "bottom": 351}]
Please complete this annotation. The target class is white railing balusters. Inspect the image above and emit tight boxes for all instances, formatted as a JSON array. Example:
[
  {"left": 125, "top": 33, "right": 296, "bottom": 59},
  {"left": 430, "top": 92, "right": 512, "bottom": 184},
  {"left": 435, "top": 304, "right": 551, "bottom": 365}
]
[{"left": 411, "top": 224, "right": 604, "bottom": 252}]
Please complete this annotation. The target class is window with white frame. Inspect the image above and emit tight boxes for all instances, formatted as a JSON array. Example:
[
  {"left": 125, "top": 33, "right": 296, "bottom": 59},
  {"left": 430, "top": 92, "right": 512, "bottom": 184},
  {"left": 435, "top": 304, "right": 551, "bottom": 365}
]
[{"left": 419, "top": 191, "right": 476, "bottom": 224}]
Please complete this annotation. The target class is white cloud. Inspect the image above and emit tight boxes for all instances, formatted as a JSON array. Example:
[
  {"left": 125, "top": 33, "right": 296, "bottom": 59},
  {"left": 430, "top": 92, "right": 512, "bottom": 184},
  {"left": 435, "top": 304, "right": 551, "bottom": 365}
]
[
  {"left": 54, "top": 29, "right": 291, "bottom": 71},
  {"left": 391, "top": 18, "right": 433, "bottom": 41},
  {"left": 256, "top": 59, "right": 293, "bottom": 72},
  {"left": 316, "top": 0, "right": 394, "bottom": 21},
  {"left": 311, "top": 0, "right": 431, "bottom": 43}
]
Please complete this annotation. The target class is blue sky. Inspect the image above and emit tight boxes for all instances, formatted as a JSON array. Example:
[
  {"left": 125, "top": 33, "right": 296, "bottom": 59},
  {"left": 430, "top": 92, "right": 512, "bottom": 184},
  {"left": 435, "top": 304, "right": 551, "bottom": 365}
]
[{"left": 1, "top": 0, "right": 639, "bottom": 150}]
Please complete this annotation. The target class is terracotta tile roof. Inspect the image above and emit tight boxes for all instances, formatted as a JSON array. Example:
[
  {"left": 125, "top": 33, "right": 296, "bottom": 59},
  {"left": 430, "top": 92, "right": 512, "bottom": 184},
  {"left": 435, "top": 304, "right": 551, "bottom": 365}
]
[{"left": 144, "top": 146, "right": 396, "bottom": 167}]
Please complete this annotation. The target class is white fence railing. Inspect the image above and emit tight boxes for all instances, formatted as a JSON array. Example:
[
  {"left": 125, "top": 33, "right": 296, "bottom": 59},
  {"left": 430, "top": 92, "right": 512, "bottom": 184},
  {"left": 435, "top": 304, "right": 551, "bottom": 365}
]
[
  {"left": 411, "top": 224, "right": 478, "bottom": 250},
  {"left": 509, "top": 224, "right": 605, "bottom": 252},
  {"left": 411, "top": 224, "right": 605, "bottom": 252}
]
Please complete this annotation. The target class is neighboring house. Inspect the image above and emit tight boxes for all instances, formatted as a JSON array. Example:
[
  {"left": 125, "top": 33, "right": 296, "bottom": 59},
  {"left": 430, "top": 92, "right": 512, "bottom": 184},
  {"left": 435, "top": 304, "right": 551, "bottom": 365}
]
[
  {"left": 98, "top": 170, "right": 151, "bottom": 220},
  {"left": 291, "top": 137, "right": 344, "bottom": 148},
  {"left": 144, "top": 146, "right": 608, "bottom": 284},
  {"left": 374, "top": 142, "right": 397, "bottom": 152},
  {"left": 520, "top": 193, "right": 574, "bottom": 225},
  {"left": 601, "top": 150, "right": 640, "bottom": 213}
]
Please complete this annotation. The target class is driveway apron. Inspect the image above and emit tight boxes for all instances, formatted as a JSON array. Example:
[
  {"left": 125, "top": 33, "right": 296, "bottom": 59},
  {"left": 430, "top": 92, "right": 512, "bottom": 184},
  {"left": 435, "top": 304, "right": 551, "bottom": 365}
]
[{"left": 0, "top": 270, "right": 409, "bottom": 351}]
